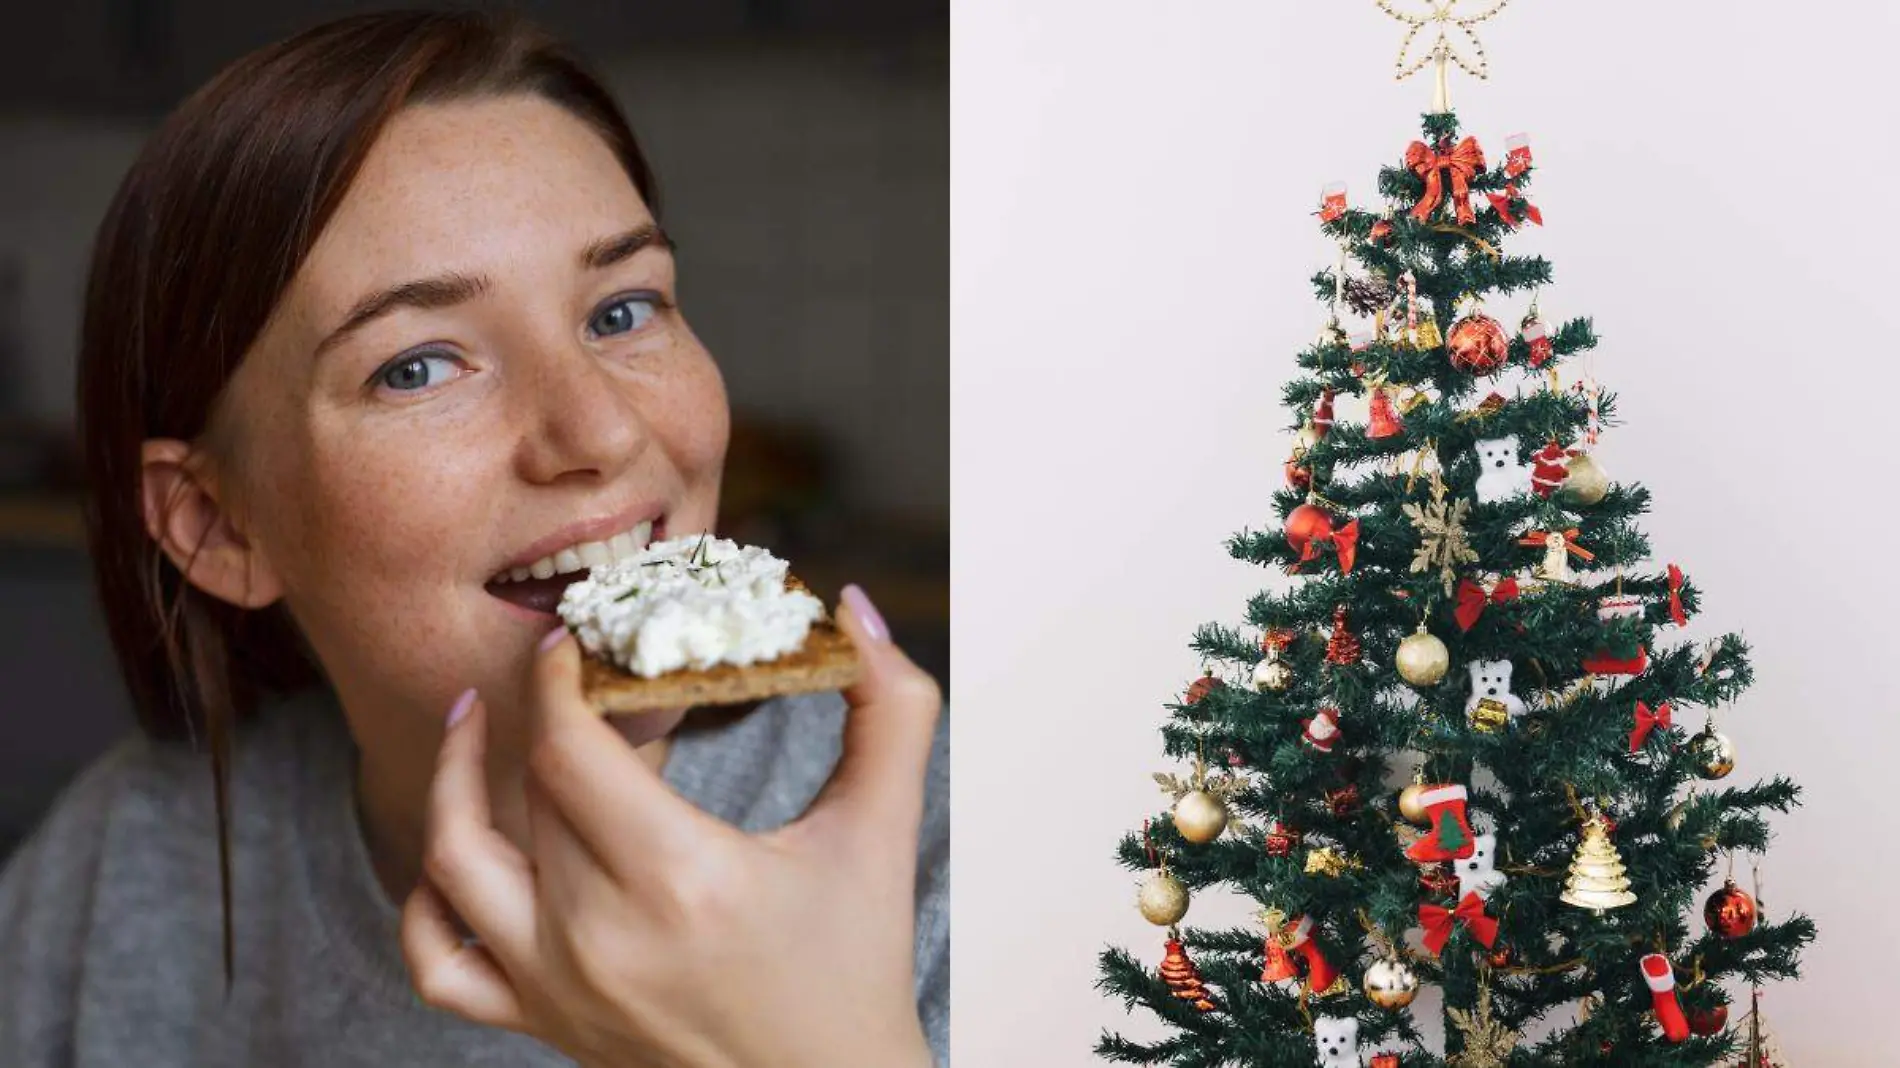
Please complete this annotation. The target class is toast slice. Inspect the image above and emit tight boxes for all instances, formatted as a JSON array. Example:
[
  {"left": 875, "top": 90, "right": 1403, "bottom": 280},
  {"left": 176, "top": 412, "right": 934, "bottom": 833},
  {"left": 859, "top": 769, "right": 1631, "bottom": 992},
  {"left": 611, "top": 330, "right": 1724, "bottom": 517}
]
[{"left": 578, "top": 575, "right": 863, "bottom": 713}]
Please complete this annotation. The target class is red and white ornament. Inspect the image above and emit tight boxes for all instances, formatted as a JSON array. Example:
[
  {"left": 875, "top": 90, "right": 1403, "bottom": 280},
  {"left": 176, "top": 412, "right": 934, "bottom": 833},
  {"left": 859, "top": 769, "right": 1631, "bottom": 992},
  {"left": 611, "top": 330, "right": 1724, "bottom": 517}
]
[
  {"left": 1640, "top": 954, "right": 1690, "bottom": 1043},
  {"left": 1303, "top": 706, "right": 1341, "bottom": 753},
  {"left": 1320, "top": 181, "right": 1347, "bottom": 223},
  {"left": 1521, "top": 312, "right": 1553, "bottom": 369},
  {"left": 1503, "top": 132, "right": 1532, "bottom": 177},
  {"left": 1530, "top": 439, "right": 1570, "bottom": 497}
]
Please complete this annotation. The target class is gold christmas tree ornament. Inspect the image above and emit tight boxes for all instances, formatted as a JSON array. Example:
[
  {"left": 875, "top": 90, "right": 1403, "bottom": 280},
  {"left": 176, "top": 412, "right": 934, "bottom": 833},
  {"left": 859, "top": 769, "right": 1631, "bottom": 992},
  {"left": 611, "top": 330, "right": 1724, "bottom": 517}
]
[
  {"left": 1559, "top": 811, "right": 1638, "bottom": 911},
  {"left": 1376, "top": 0, "right": 1514, "bottom": 111}
]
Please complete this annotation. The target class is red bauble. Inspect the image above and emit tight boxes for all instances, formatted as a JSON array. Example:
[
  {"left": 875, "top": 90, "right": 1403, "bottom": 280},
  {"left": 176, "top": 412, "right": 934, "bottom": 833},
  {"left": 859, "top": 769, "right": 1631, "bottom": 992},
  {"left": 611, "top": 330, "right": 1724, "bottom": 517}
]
[
  {"left": 1446, "top": 313, "right": 1509, "bottom": 374},
  {"left": 1485, "top": 944, "right": 1513, "bottom": 969},
  {"left": 1370, "top": 1055, "right": 1401, "bottom": 1068},
  {"left": 1285, "top": 503, "right": 1335, "bottom": 555},
  {"left": 1369, "top": 220, "right": 1394, "bottom": 244},
  {"left": 1185, "top": 673, "right": 1223, "bottom": 704},
  {"left": 1704, "top": 880, "right": 1758, "bottom": 938},
  {"left": 1687, "top": 1001, "right": 1729, "bottom": 1036}
]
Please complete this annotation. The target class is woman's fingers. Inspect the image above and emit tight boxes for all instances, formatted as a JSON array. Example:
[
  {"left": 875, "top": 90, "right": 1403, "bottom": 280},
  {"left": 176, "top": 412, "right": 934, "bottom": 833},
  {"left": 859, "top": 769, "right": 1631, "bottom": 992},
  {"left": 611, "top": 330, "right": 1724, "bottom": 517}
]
[
  {"left": 802, "top": 584, "right": 943, "bottom": 850},
  {"left": 401, "top": 874, "right": 531, "bottom": 1031},
  {"left": 524, "top": 628, "right": 718, "bottom": 880},
  {"left": 418, "top": 688, "right": 538, "bottom": 966}
]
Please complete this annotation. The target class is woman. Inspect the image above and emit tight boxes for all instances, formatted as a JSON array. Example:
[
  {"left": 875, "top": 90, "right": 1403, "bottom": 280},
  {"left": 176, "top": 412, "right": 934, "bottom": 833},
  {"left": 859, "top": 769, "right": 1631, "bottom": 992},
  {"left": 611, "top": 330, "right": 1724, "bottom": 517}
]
[{"left": 0, "top": 10, "right": 947, "bottom": 1067}]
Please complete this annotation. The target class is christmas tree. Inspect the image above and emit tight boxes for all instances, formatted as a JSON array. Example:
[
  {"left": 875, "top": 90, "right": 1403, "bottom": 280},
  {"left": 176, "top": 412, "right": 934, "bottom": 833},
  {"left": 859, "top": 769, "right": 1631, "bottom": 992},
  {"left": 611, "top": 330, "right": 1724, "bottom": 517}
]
[{"left": 1097, "top": 10, "right": 1814, "bottom": 1067}]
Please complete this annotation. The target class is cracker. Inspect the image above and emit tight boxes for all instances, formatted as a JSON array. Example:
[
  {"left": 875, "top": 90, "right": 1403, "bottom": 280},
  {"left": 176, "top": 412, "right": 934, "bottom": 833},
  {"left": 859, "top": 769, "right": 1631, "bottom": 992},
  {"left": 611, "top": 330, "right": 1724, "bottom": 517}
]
[{"left": 577, "top": 574, "right": 862, "bottom": 713}]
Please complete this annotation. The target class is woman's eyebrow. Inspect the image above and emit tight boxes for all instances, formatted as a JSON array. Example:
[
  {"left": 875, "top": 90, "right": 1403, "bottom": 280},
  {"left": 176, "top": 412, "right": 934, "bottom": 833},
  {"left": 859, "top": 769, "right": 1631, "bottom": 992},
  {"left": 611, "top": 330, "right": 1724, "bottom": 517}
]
[{"left": 313, "top": 223, "right": 672, "bottom": 359}]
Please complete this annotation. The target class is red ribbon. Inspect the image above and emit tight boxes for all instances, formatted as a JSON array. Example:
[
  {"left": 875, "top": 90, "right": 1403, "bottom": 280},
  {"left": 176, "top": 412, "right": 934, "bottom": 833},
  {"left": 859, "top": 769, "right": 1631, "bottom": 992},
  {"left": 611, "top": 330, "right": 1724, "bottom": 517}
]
[
  {"left": 1516, "top": 528, "right": 1595, "bottom": 561},
  {"left": 1419, "top": 891, "right": 1499, "bottom": 955},
  {"left": 1667, "top": 564, "right": 1688, "bottom": 627},
  {"left": 1295, "top": 517, "right": 1360, "bottom": 574},
  {"left": 1485, "top": 183, "right": 1543, "bottom": 227},
  {"left": 1404, "top": 136, "right": 1485, "bottom": 225},
  {"left": 1454, "top": 576, "right": 1520, "bottom": 631},
  {"left": 1630, "top": 700, "right": 1673, "bottom": 753}
]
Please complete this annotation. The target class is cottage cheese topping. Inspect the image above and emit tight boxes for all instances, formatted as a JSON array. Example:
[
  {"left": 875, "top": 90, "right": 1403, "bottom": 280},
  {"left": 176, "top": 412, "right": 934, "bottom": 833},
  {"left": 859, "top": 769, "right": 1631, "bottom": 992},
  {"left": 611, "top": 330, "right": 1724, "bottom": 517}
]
[{"left": 556, "top": 534, "right": 824, "bottom": 679}]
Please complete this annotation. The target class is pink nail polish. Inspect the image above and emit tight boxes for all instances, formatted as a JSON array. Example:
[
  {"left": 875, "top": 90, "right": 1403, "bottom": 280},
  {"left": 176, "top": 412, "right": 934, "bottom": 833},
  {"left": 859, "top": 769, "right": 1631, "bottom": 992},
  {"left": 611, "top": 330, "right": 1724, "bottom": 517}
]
[
  {"left": 539, "top": 625, "right": 568, "bottom": 653},
  {"left": 447, "top": 687, "right": 477, "bottom": 728},
  {"left": 842, "top": 583, "right": 889, "bottom": 643}
]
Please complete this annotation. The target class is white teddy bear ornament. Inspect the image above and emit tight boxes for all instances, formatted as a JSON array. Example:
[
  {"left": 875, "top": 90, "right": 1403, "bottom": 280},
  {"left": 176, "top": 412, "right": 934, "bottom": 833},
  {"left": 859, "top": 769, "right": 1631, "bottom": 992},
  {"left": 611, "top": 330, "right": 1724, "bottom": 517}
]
[
  {"left": 1313, "top": 1016, "right": 1362, "bottom": 1068},
  {"left": 1465, "top": 659, "right": 1527, "bottom": 719},
  {"left": 1473, "top": 435, "right": 1532, "bottom": 504}
]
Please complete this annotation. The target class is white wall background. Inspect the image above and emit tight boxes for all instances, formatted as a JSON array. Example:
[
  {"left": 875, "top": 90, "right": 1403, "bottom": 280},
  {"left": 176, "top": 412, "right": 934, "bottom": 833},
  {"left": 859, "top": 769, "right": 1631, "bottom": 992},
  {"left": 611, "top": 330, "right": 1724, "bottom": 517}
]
[{"left": 952, "top": 1, "right": 1898, "bottom": 1063}]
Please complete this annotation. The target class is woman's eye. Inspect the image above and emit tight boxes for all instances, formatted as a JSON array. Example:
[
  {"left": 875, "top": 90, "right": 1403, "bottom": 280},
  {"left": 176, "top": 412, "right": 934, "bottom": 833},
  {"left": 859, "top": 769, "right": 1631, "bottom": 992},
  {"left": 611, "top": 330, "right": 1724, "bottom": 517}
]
[
  {"left": 590, "top": 293, "right": 659, "bottom": 338},
  {"left": 373, "top": 352, "right": 463, "bottom": 393}
]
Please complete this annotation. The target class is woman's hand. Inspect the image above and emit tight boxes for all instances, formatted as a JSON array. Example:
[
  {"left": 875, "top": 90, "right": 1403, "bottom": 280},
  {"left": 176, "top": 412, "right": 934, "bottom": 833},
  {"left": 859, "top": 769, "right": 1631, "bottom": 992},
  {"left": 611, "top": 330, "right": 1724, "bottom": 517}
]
[{"left": 399, "top": 584, "right": 941, "bottom": 1068}]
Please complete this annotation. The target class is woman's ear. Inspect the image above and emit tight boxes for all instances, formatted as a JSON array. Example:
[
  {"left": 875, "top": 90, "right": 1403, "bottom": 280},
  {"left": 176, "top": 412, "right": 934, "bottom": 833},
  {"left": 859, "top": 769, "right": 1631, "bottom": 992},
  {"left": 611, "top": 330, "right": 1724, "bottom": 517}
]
[{"left": 140, "top": 439, "right": 284, "bottom": 609}]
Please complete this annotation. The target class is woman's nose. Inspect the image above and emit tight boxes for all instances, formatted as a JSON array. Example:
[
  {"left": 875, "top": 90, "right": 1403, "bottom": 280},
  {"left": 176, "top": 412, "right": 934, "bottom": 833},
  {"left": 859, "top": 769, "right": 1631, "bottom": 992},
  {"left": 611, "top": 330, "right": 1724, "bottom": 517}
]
[{"left": 512, "top": 346, "right": 648, "bottom": 485}]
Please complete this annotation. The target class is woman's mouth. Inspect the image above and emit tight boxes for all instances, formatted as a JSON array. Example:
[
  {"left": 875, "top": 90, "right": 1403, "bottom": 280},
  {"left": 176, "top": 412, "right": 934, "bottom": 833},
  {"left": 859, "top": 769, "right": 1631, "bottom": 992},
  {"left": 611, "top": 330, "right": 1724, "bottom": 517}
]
[{"left": 485, "top": 516, "right": 661, "bottom": 615}]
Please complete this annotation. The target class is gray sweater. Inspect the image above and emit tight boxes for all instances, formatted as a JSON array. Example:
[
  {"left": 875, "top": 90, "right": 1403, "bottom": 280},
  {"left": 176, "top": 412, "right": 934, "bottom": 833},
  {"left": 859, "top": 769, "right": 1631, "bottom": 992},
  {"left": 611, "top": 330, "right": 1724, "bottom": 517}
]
[{"left": 0, "top": 685, "right": 949, "bottom": 1066}]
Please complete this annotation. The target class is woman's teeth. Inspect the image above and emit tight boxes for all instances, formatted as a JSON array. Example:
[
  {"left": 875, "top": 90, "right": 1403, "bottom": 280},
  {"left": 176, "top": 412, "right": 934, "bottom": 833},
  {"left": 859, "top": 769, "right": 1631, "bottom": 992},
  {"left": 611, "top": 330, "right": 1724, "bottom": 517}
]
[{"left": 493, "top": 520, "right": 653, "bottom": 584}]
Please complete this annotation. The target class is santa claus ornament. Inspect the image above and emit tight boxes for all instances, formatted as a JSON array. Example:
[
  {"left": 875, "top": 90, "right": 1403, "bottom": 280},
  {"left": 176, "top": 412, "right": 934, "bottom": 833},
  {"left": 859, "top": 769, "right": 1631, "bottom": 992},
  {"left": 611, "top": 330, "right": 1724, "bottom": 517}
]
[{"left": 1529, "top": 439, "right": 1569, "bottom": 497}]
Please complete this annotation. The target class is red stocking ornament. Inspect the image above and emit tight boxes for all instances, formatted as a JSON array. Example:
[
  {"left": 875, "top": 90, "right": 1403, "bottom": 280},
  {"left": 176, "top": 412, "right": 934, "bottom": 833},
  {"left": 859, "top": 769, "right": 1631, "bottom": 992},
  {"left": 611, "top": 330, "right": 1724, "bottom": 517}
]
[
  {"left": 1403, "top": 784, "right": 1476, "bottom": 863},
  {"left": 1640, "top": 954, "right": 1689, "bottom": 1043}
]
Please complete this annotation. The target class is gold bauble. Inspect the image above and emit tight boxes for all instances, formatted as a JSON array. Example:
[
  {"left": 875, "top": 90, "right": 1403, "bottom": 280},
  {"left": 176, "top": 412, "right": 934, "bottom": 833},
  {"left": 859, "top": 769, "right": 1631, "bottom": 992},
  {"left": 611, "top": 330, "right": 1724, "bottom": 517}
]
[
  {"left": 1137, "top": 871, "right": 1190, "bottom": 926},
  {"left": 1253, "top": 651, "right": 1294, "bottom": 693},
  {"left": 1172, "top": 790, "right": 1229, "bottom": 844},
  {"left": 1561, "top": 452, "right": 1610, "bottom": 506},
  {"left": 1363, "top": 956, "right": 1421, "bottom": 1010},
  {"left": 1688, "top": 729, "right": 1736, "bottom": 780},
  {"left": 1398, "top": 778, "right": 1431, "bottom": 825},
  {"left": 1395, "top": 625, "right": 1450, "bottom": 687}
]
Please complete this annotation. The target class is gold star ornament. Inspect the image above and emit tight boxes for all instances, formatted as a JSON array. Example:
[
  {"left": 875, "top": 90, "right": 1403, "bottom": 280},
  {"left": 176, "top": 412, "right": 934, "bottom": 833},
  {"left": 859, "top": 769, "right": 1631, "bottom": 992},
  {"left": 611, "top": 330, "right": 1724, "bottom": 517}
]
[{"left": 1375, "top": 0, "right": 1514, "bottom": 110}]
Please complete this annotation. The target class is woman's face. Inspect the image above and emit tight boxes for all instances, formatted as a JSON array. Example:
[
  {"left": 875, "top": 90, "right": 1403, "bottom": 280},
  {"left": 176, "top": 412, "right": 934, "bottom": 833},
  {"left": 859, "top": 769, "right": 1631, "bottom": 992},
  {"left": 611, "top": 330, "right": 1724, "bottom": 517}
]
[{"left": 207, "top": 94, "right": 728, "bottom": 734}]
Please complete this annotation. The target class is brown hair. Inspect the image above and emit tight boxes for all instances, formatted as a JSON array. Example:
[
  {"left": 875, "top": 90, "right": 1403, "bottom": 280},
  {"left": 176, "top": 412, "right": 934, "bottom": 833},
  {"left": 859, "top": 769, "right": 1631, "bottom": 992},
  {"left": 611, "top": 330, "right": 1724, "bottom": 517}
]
[{"left": 76, "top": 7, "right": 660, "bottom": 991}]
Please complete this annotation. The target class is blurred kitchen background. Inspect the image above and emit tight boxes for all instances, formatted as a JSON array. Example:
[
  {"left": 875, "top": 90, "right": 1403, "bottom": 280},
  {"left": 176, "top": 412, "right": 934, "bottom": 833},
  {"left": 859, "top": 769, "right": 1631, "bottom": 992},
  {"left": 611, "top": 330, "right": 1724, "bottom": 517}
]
[{"left": 0, "top": 0, "right": 946, "bottom": 860}]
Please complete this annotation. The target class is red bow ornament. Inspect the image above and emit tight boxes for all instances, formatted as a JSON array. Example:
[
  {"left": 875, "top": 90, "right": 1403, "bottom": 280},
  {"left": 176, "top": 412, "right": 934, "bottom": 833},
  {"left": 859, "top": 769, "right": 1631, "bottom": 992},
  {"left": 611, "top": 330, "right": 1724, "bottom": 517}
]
[
  {"left": 1485, "top": 183, "right": 1543, "bottom": 227},
  {"left": 1454, "top": 575, "right": 1520, "bottom": 632},
  {"left": 1418, "top": 891, "right": 1499, "bottom": 955},
  {"left": 1515, "top": 528, "right": 1594, "bottom": 561},
  {"left": 1404, "top": 136, "right": 1485, "bottom": 225},
  {"left": 1292, "top": 518, "right": 1361, "bottom": 574},
  {"left": 1629, "top": 700, "right": 1673, "bottom": 753},
  {"left": 1667, "top": 564, "right": 1688, "bottom": 627}
]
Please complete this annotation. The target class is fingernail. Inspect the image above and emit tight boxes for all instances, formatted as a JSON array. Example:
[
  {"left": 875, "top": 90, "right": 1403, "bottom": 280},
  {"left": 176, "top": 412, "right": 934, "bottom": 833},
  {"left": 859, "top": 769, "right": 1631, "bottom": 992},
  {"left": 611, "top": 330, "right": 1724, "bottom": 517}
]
[
  {"left": 841, "top": 583, "right": 889, "bottom": 643},
  {"left": 447, "top": 687, "right": 477, "bottom": 729},
  {"left": 539, "top": 625, "right": 568, "bottom": 653}
]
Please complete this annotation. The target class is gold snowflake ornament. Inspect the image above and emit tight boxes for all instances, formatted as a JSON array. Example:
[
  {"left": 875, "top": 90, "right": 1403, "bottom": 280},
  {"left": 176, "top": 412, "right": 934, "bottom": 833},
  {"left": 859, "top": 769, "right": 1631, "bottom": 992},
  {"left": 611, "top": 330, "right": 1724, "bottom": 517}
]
[
  {"left": 1403, "top": 470, "right": 1479, "bottom": 596},
  {"left": 1447, "top": 982, "right": 1520, "bottom": 1068}
]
